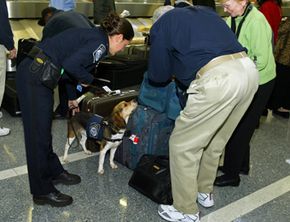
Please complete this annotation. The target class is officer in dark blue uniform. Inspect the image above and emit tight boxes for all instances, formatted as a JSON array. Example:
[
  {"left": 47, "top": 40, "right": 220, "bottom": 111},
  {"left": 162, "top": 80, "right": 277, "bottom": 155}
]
[
  {"left": 16, "top": 12, "right": 134, "bottom": 207},
  {"left": 38, "top": 7, "right": 96, "bottom": 118}
]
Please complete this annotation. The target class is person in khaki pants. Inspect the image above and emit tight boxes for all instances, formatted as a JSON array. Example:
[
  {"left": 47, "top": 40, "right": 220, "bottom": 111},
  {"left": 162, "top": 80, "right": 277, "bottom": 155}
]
[
  {"left": 0, "top": 0, "right": 17, "bottom": 136},
  {"left": 147, "top": 7, "right": 259, "bottom": 222}
]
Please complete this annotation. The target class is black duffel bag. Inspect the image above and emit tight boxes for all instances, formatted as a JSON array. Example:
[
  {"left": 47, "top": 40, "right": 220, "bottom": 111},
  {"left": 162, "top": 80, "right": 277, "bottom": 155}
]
[{"left": 128, "top": 154, "right": 173, "bottom": 204}]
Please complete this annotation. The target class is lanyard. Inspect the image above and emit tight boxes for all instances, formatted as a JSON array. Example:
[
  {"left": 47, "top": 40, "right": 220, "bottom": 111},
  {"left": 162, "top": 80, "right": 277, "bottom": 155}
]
[{"left": 231, "top": 4, "right": 253, "bottom": 39}]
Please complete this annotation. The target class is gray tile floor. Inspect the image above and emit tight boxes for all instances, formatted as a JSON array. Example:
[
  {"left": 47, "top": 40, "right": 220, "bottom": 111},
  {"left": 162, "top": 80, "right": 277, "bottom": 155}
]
[
  {"left": 0, "top": 108, "right": 289, "bottom": 222},
  {"left": 2, "top": 17, "right": 290, "bottom": 222}
]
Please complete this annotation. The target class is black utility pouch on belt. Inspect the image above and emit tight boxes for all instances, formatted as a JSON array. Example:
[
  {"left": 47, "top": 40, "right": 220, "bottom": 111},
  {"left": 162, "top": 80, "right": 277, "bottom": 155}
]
[{"left": 28, "top": 46, "right": 61, "bottom": 90}]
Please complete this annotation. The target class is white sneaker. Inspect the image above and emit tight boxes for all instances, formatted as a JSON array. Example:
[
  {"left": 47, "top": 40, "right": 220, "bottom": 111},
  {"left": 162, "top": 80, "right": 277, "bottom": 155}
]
[
  {"left": 0, "top": 127, "right": 10, "bottom": 137},
  {"left": 197, "top": 192, "right": 214, "bottom": 208},
  {"left": 158, "top": 205, "right": 200, "bottom": 222}
]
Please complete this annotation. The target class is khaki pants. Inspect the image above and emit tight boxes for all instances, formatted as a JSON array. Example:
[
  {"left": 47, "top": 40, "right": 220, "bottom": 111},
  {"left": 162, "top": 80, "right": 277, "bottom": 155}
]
[
  {"left": 170, "top": 57, "right": 259, "bottom": 214},
  {"left": 0, "top": 45, "right": 7, "bottom": 106}
]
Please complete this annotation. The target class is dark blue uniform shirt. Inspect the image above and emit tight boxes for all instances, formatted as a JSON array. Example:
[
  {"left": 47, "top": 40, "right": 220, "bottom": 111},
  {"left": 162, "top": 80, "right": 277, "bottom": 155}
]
[
  {"left": 38, "top": 27, "right": 108, "bottom": 84},
  {"left": 42, "top": 10, "right": 95, "bottom": 39},
  {"left": 148, "top": 6, "right": 245, "bottom": 87},
  {"left": 41, "top": 10, "right": 95, "bottom": 100},
  {"left": 0, "top": 0, "right": 14, "bottom": 50}
]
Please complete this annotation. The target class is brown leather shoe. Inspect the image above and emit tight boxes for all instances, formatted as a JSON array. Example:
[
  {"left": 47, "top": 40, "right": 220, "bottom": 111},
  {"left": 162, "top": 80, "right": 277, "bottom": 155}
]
[
  {"left": 33, "top": 190, "right": 73, "bottom": 207},
  {"left": 52, "top": 171, "right": 81, "bottom": 185}
]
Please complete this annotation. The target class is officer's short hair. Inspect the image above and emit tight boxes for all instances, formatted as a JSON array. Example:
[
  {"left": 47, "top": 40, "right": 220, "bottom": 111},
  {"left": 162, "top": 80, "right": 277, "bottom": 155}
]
[{"left": 38, "top": 7, "right": 58, "bottom": 26}]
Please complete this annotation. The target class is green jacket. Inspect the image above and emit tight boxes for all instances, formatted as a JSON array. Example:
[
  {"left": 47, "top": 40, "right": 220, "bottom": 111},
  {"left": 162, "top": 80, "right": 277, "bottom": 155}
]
[{"left": 226, "top": 5, "right": 276, "bottom": 85}]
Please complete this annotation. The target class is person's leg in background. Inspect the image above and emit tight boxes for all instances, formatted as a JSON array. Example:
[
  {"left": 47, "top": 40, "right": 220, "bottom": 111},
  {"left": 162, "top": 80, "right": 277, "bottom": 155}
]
[
  {"left": 215, "top": 79, "right": 275, "bottom": 187},
  {"left": 54, "top": 79, "right": 69, "bottom": 119},
  {"left": 0, "top": 44, "right": 11, "bottom": 136},
  {"left": 0, "top": 45, "right": 6, "bottom": 109},
  {"left": 268, "top": 62, "right": 290, "bottom": 118}
]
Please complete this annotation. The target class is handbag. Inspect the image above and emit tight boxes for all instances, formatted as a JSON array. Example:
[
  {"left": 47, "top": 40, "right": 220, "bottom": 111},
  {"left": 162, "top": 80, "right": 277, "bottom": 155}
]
[
  {"left": 138, "top": 72, "right": 183, "bottom": 120},
  {"left": 128, "top": 154, "right": 173, "bottom": 204}
]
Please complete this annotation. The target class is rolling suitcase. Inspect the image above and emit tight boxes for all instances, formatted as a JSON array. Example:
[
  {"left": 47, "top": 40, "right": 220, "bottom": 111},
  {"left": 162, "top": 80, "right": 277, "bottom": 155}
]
[
  {"left": 93, "top": 55, "right": 147, "bottom": 90},
  {"left": 115, "top": 105, "right": 174, "bottom": 169},
  {"left": 2, "top": 80, "right": 21, "bottom": 116}
]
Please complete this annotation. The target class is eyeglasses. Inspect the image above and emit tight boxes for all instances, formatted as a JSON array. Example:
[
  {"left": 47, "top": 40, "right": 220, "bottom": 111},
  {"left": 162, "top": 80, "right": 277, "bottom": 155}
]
[{"left": 222, "top": 0, "right": 232, "bottom": 9}]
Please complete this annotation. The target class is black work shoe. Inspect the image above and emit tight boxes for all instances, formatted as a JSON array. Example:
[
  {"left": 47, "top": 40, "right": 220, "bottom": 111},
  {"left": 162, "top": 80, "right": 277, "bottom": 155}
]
[
  {"left": 273, "top": 110, "right": 290, "bottom": 119},
  {"left": 214, "top": 174, "right": 240, "bottom": 187},
  {"left": 52, "top": 171, "right": 81, "bottom": 185},
  {"left": 33, "top": 191, "right": 73, "bottom": 207},
  {"left": 218, "top": 166, "right": 249, "bottom": 175},
  {"left": 53, "top": 112, "right": 67, "bottom": 120}
]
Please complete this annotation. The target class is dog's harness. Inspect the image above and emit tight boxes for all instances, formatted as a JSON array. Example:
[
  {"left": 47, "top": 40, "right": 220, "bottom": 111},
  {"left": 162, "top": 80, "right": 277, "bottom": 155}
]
[
  {"left": 102, "top": 121, "right": 124, "bottom": 142},
  {"left": 86, "top": 114, "right": 124, "bottom": 142}
]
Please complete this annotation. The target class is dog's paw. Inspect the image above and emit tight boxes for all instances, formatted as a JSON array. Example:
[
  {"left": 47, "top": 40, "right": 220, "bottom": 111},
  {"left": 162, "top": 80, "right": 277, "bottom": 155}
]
[
  {"left": 63, "top": 157, "right": 69, "bottom": 163},
  {"left": 84, "top": 150, "right": 92, "bottom": 155},
  {"left": 98, "top": 169, "right": 104, "bottom": 175},
  {"left": 110, "top": 163, "right": 118, "bottom": 169}
]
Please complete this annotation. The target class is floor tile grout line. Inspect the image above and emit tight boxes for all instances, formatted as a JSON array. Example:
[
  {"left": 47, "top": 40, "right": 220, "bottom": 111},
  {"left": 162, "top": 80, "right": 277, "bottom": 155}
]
[
  {"left": 1, "top": 150, "right": 289, "bottom": 221},
  {"left": 0, "top": 151, "right": 98, "bottom": 181},
  {"left": 201, "top": 175, "right": 290, "bottom": 222}
]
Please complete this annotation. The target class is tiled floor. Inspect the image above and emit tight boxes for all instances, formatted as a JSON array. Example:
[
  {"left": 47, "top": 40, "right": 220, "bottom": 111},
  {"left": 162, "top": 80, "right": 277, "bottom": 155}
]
[
  {"left": 0, "top": 108, "right": 289, "bottom": 222},
  {"left": 1, "top": 19, "right": 289, "bottom": 222}
]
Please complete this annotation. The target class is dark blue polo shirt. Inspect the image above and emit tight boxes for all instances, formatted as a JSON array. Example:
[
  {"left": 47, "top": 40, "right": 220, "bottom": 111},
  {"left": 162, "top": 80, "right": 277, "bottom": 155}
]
[
  {"left": 38, "top": 27, "right": 108, "bottom": 84},
  {"left": 148, "top": 6, "right": 245, "bottom": 87}
]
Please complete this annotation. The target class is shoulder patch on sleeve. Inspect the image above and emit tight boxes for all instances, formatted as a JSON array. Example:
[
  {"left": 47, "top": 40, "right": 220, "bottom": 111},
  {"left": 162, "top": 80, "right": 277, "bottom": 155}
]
[{"left": 93, "top": 44, "right": 106, "bottom": 63}]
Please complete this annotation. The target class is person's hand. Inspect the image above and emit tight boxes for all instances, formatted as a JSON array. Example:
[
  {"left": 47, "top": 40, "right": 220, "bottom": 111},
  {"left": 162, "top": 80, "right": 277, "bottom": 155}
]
[
  {"left": 68, "top": 100, "right": 80, "bottom": 116},
  {"left": 8, "top": 48, "right": 17, "bottom": 59}
]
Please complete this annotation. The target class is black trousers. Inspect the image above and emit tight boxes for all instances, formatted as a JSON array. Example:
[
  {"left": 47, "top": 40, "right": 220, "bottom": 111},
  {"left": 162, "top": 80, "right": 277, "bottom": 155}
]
[
  {"left": 55, "top": 79, "right": 68, "bottom": 116},
  {"left": 268, "top": 63, "right": 290, "bottom": 110},
  {"left": 223, "top": 79, "right": 275, "bottom": 177},
  {"left": 16, "top": 58, "right": 64, "bottom": 195}
]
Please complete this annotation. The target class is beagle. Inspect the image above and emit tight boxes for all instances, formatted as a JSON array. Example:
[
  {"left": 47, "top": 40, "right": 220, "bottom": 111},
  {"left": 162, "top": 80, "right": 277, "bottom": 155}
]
[{"left": 63, "top": 99, "right": 137, "bottom": 174}]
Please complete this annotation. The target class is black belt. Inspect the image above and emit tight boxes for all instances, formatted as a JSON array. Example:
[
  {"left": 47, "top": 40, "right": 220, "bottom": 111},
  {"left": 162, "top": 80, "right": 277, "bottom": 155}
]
[{"left": 28, "top": 46, "right": 50, "bottom": 63}]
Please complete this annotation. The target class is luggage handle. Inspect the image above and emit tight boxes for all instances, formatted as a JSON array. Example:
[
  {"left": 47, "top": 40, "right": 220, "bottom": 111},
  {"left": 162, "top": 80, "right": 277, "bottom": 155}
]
[{"left": 154, "top": 155, "right": 169, "bottom": 168}]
